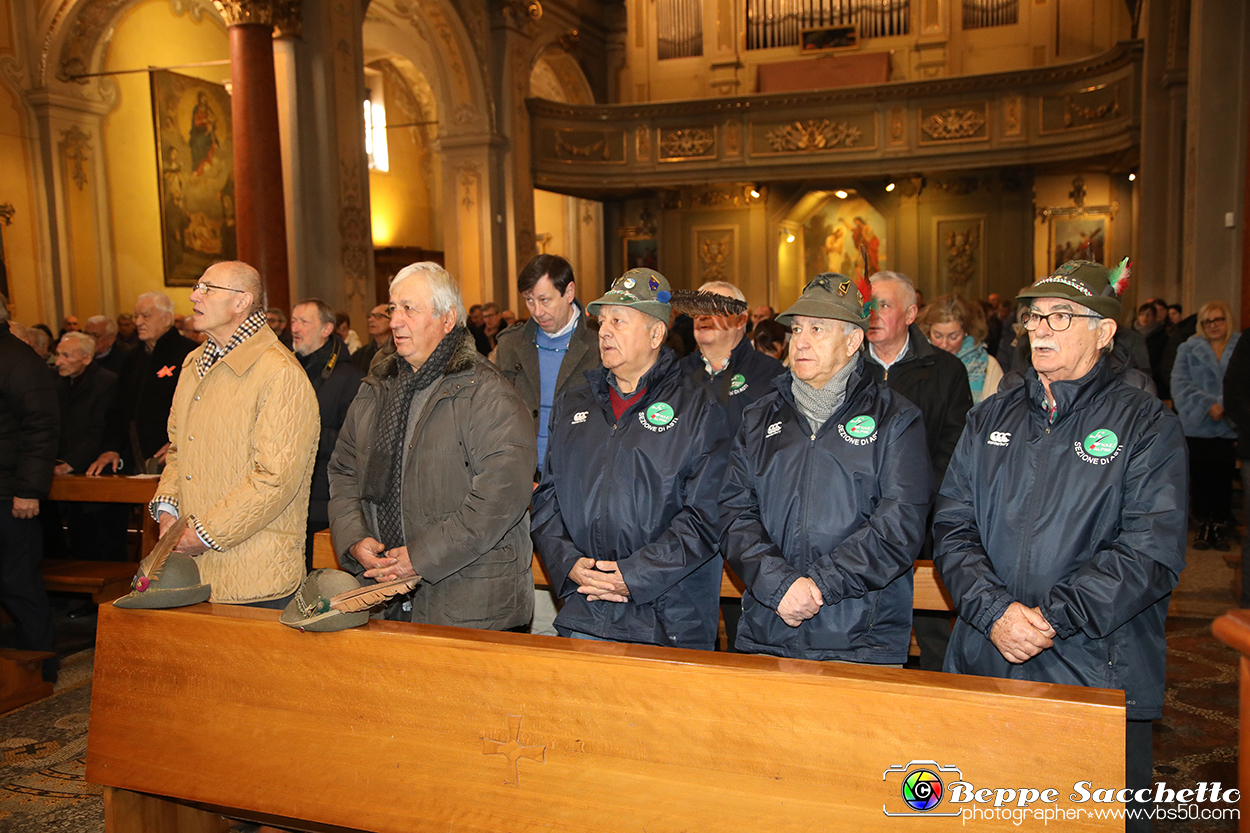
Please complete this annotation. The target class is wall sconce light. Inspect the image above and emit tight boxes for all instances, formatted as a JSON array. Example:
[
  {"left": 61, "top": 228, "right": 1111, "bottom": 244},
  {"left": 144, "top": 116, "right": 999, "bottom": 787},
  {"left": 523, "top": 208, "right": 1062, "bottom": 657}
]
[
  {"left": 885, "top": 182, "right": 896, "bottom": 192},
  {"left": 786, "top": 232, "right": 796, "bottom": 243},
  {"left": 1128, "top": 173, "right": 1136, "bottom": 182},
  {"left": 835, "top": 190, "right": 849, "bottom": 199},
  {"left": 750, "top": 187, "right": 760, "bottom": 199}
]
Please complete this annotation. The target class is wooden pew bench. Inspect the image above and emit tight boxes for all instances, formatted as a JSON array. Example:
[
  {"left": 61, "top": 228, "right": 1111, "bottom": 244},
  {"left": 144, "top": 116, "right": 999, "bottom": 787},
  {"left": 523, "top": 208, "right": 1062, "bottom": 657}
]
[{"left": 88, "top": 603, "right": 1124, "bottom": 832}]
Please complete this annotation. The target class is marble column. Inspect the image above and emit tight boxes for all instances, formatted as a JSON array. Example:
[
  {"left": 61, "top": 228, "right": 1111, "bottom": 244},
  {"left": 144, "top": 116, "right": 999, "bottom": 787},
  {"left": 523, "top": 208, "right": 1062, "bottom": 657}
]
[{"left": 212, "top": 0, "right": 296, "bottom": 311}]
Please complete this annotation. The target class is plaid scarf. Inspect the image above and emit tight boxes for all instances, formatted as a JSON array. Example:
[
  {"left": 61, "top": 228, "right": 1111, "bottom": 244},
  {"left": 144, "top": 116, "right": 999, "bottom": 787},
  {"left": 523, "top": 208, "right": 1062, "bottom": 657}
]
[
  {"left": 363, "top": 326, "right": 467, "bottom": 549},
  {"left": 196, "top": 310, "right": 267, "bottom": 378}
]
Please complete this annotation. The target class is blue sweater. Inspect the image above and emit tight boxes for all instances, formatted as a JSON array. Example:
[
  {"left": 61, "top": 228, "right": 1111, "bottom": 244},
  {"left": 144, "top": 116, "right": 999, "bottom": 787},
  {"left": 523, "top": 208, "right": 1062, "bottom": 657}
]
[
  {"left": 535, "top": 325, "right": 574, "bottom": 469},
  {"left": 1171, "top": 331, "right": 1240, "bottom": 439}
]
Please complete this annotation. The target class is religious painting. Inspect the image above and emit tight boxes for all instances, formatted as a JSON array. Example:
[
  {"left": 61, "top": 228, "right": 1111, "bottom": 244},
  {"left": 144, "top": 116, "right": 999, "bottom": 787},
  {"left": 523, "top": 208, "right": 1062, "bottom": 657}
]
[
  {"left": 803, "top": 195, "right": 888, "bottom": 281},
  {"left": 1049, "top": 216, "right": 1108, "bottom": 271},
  {"left": 933, "top": 215, "right": 984, "bottom": 297},
  {"left": 624, "top": 237, "right": 659, "bottom": 273},
  {"left": 150, "top": 70, "right": 236, "bottom": 287}
]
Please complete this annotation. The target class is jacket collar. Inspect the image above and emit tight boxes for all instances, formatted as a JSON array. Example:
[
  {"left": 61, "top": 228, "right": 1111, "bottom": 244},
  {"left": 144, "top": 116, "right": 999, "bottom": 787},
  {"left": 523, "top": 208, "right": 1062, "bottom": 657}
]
[
  {"left": 367, "top": 326, "right": 478, "bottom": 386},
  {"left": 298, "top": 335, "right": 344, "bottom": 379},
  {"left": 212, "top": 323, "right": 280, "bottom": 376},
  {"left": 587, "top": 345, "right": 678, "bottom": 409},
  {"left": 1023, "top": 357, "right": 1117, "bottom": 420}
]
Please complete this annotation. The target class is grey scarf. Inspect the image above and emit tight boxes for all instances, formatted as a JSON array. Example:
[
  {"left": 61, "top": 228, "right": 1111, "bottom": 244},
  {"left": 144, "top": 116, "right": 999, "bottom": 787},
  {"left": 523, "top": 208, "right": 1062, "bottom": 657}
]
[{"left": 790, "top": 359, "right": 856, "bottom": 432}]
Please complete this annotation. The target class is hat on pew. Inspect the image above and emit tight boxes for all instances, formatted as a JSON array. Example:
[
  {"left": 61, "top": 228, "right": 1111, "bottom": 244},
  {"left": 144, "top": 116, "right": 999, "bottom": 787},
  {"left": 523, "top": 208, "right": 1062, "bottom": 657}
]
[
  {"left": 281, "top": 570, "right": 424, "bottom": 633},
  {"left": 113, "top": 553, "right": 211, "bottom": 609}
]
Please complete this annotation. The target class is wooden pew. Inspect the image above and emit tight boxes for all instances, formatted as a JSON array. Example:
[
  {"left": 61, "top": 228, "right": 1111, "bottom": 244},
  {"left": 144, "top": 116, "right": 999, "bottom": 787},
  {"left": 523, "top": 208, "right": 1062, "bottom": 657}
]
[
  {"left": 88, "top": 603, "right": 1124, "bottom": 832},
  {"left": 47, "top": 473, "right": 161, "bottom": 558},
  {"left": 1212, "top": 609, "right": 1250, "bottom": 831},
  {"left": 310, "top": 529, "right": 956, "bottom": 612}
]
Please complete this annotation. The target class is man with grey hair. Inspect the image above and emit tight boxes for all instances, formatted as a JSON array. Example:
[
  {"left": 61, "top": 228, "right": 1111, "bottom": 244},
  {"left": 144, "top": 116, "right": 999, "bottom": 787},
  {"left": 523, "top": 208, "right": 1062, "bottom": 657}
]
[
  {"left": 864, "top": 269, "right": 972, "bottom": 671},
  {"left": 722, "top": 274, "right": 932, "bottom": 661},
  {"left": 329, "top": 262, "right": 536, "bottom": 630},
  {"left": 88, "top": 291, "right": 197, "bottom": 475},
  {"left": 150, "top": 261, "right": 319, "bottom": 608},
  {"left": 84, "top": 314, "right": 129, "bottom": 375},
  {"left": 935, "top": 260, "right": 1186, "bottom": 829}
]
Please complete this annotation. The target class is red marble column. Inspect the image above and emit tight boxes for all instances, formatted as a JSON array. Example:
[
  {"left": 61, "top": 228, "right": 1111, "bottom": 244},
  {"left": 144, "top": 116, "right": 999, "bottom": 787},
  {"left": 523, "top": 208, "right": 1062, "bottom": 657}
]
[{"left": 228, "top": 22, "right": 289, "bottom": 311}]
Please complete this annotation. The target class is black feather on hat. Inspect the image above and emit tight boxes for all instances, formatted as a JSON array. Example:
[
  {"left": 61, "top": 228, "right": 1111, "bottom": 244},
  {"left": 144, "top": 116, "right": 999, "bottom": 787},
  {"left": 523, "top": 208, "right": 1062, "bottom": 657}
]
[{"left": 668, "top": 290, "right": 748, "bottom": 317}]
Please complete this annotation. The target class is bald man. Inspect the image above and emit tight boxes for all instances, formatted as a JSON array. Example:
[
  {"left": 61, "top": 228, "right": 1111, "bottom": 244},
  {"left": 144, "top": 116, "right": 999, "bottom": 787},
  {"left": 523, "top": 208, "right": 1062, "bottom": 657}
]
[{"left": 150, "top": 261, "right": 319, "bottom": 608}]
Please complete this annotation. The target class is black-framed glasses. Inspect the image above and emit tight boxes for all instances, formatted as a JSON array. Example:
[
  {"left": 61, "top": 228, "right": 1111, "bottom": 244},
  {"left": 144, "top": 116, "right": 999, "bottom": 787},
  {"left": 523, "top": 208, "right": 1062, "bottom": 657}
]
[
  {"left": 1023, "top": 310, "right": 1102, "bottom": 332},
  {"left": 368, "top": 311, "right": 390, "bottom": 320},
  {"left": 1201, "top": 316, "right": 1227, "bottom": 327},
  {"left": 192, "top": 281, "right": 246, "bottom": 296}
]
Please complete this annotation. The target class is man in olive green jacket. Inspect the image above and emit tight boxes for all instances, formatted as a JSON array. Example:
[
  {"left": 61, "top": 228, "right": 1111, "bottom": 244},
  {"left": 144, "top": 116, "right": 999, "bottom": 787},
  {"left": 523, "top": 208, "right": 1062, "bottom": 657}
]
[{"left": 328, "top": 263, "right": 536, "bottom": 630}]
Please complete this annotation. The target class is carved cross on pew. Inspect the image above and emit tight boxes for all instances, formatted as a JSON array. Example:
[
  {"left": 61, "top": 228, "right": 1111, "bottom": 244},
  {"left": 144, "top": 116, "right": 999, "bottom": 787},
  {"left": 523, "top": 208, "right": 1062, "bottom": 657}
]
[
  {"left": 1035, "top": 175, "right": 1119, "bottom": 223},
  {"left": 482, "top": 715, "right": 546, "bottom": 785}
]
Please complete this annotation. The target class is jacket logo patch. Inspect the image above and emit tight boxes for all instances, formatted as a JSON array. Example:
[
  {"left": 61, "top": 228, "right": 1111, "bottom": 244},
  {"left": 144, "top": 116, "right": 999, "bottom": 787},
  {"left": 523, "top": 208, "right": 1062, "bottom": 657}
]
[
  {"left": 1076, "top": 428, "right": 1121, "bottom": 465},
  {"left": 987, "top": 431, "right": 1012, "bottom": 447},
  {"left": 838, "top": 414, "right": 878, "bottom": 445},
  {"left": 729, "top": 373, "right": 748, "bottom": 396},
  {"left": 766, "top": 421, "right": 782, "bottom": 438},
  {"left": 571, "top": 411, "right": 588, "bottom": 425},
  {"left": 645, "top": 402, "right": 675, "bottom": 426}
]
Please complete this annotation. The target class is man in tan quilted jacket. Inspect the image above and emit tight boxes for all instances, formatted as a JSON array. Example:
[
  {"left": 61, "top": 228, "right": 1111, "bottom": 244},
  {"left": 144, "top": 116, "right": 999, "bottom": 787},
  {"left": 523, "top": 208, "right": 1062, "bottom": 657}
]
[{"left": 150, "top": 261, "right": 319, "bottom": 608}]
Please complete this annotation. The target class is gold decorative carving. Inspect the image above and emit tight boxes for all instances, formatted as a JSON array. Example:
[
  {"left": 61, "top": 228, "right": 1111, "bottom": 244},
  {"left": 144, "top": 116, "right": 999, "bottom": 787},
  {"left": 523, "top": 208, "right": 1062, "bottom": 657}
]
[
  {"left": 60, "top": 125, "right": 91, "bottom": 190},
  {"left": 0, "top": 203, "right": 13, "bottom": 225},
  {"left": 555, "top": 130, "right": 608, "bottom": 160},
  {"left": 501, "top": 0, "right": 543, "bottom": 23},
  {"left": 764, "top": 120, "right": 861, "bottom": 152},
  {"left": 920, "top": 108, "right": 987, "bottom": 140},
  {"left": 1064, "top": 96, "right": 1119, "bottom": 126},
  {"left": 943, "top": 223, "right": 979, "bottom": 290},
  {"left": 211, "top": 0, "right": 280, "bottom": 27},
  {"left": 271, "top": 0, "right": 302, "bottom": 36},
  {"left": 889, "top": 106, "right": 905, "bottom": 144},
  {"left": 724, "top": 120, "right": 740, "bottom": 155},
  {"left": 697, "top": 234, "right": 732, "bottom": 281},
  {"left": 691, "top": 189, "right": 737, "bottom": 207},
  {"left": 56, "top": 0, "right": 133, "bottom": 81},
  {"left": 635, "top": 125, "right": 651, "bottom": 160},
  {"left": 659, "top": 128, "right": 716, "bottom": 159},
  {"left": 896, "top": 176, "right": 924, "bottom": 198},
  {"left": 659, "top": 191, "right": 682, "bottom": 210},
  {"left": 338, "top": 160, "right": 370, "bottom": 299},
  {"left": 1004, "top": 95, "right": 1022, "bottom": 135},
  {"left": 453, "top": 104, "right": 479, "bottom": 126},
  {"left": 1035, "top": 176, "right": 1120, "bottom": 223},
  {"left": 483, "top": 716, "right": 545, "bottom": 785},
  {"left": 460, "top": 165, "right": 481, "bottom": 209},
  {"left": 556, "top": 29, "right": 580, "bottom": 55}
]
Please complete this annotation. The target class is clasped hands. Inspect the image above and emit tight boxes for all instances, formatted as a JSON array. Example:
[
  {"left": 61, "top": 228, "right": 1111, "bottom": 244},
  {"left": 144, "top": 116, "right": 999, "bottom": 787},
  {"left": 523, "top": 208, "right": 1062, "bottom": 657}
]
[
  {"left": 990, "top": 601, "right": 1056, "bottom": 664},
  {"left": 350, "top": 537, "right": 418, "bottom": 582},
  {"left": 777, "top": 576, "right": 823, "bottom": 627},
  {"left": 569, "top": 557, "right": 630, "bottom": 603}
]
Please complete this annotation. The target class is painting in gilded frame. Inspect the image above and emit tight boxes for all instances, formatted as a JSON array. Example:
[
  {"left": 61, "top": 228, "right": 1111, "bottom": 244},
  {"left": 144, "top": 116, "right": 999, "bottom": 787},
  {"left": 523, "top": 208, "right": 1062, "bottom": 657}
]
[
  {"left": 1049, "top": 215, "right": 1108, "bottom": 271},
  {"left": 151, "top": 70, "right": 236, "bottom": 287}
]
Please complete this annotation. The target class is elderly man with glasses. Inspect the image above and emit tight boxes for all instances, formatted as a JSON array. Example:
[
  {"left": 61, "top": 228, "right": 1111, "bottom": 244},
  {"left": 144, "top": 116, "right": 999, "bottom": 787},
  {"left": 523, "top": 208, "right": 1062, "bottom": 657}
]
[
  {"left": 149, "top": 261, "right": 319, "bottom": 609},
  {"left": 934, "top": 259, "right": 1187, "bottom": 832}
]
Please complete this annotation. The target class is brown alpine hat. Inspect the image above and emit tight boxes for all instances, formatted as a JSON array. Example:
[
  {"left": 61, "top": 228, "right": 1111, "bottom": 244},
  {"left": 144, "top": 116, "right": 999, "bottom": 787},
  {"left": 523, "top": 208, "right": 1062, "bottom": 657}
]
[{"left": 1016, "top": 258, "right": 1130, "bottom": 320}]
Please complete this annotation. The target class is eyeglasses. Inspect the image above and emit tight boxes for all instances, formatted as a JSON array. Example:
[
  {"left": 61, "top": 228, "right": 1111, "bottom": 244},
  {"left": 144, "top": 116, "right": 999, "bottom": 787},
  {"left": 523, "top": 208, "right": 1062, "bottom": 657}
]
[
  {"left": 192, "top": 281, "right": 246, "bottom": 296},
  {"left": 1201, "top": 316, "right": 1227, "bottom": 327},
  {"left": 1023, "top": 310, "right": 1102, "bottom": 332},
  {"left": 368, "top": 311, "right": 390, "bottom": 320},
  {"left": 384, "top": 303, "right": 425, "bottom": 318}
]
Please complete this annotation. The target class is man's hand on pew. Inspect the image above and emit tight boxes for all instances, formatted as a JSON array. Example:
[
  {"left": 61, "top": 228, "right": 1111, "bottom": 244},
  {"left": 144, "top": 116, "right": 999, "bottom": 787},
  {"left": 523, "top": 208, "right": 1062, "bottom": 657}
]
[
  {"left": 777, "top": 577, "right": 823, "bottom": 627},
  {"left": 12, "top": 497, "right": 39, "bottom": 519},
  {"left": 575, "top": 559, "right": 630, "bottom": 603},
  {"left": 87, "top": 451, "right": 121, "bottom": 476},
  {"left": 990, "top": 602, "right": 1056, "bottom": 664}
]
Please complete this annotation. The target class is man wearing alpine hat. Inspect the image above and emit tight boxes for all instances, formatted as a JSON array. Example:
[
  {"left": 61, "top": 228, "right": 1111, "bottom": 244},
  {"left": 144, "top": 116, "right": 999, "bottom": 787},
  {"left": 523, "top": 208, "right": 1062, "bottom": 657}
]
[
  {"left": 934, "top": 259, "right": 1186, "bottom": 830},
  {"left": 720, "top": 273, "right": 932, "bottom": 662},
  {"left": 531, "top": 268, "right": 732, "bottom": 649}
]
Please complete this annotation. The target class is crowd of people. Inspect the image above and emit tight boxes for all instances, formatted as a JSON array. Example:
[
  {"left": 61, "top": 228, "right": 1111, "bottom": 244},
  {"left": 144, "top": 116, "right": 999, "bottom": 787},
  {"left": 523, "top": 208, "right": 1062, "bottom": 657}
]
[{"left": 0, "top": 253, "right": 1241, "bottom": 828}]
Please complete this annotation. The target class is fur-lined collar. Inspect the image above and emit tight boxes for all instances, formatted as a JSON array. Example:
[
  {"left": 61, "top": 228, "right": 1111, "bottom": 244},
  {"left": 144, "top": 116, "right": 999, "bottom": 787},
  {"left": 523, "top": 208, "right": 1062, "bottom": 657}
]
[{"left": 368, "top": 326, "right": 478, "bottom": 382}]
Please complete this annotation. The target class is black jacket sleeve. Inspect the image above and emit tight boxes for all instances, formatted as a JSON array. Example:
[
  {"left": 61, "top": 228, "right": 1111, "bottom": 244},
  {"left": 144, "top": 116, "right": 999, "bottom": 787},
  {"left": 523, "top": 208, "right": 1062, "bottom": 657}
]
[
  {"left": 7, "top": 358, "right": 61, "bottom": 499},
  {"left": 530, "top": 391, "right": 588, "bottom": 596},
  {"left": 1225, "top": 328, "right": 1250, "bottom": 454}
]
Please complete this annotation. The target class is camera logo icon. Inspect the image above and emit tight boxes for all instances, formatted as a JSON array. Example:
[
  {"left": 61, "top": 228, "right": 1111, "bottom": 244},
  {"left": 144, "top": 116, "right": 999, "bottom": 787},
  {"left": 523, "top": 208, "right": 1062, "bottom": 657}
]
[{"left": 883, "top": 761, "right": 964, "bottom": 817}]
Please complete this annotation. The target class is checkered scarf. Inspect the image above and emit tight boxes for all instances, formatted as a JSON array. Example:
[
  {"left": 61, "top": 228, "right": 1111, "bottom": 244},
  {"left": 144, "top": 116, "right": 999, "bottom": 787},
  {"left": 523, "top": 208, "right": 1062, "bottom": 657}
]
[{"left": 196, "top": 310, "right": 267, "bottom": 378}]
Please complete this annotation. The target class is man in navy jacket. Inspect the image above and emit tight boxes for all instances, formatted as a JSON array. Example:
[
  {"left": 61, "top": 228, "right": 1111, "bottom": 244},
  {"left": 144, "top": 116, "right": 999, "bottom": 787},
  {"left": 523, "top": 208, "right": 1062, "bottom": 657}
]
[
  {"left": 531, "top": 269, "right": 730, "bottom": 649},
  {"left": 934, "top": 260, "right": 1187, "bottom": 831},
  {"left": 721, "top": 274, "right": 932, "bottom": 662}
]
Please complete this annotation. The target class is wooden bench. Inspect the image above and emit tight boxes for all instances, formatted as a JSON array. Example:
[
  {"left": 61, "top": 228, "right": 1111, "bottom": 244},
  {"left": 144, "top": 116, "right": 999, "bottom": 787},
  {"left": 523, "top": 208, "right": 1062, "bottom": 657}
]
[
  {"left": 38, "top": 475, "right": 156, "bottom": 601},
  {"left": 310, "top": 529, "right": 957, "bottom": 612},
  {"left": 0, "top": 648, "right": 54, "bottom": 713},
  {"left": 87, "top": 603, "right": 1124, "bottom": 832}
]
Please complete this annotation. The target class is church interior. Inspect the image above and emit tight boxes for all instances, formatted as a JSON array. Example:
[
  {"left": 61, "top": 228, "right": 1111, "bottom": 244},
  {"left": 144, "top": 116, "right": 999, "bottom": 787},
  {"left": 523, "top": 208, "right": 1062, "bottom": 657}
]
[{"left": 1, "top": 0, "right": 1249, "bottom": 830}]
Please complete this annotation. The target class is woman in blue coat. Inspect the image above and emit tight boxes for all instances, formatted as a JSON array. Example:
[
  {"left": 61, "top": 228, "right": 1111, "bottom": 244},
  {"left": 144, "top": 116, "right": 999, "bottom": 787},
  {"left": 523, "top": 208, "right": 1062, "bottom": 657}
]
[{"left": 1171, "top": 299, "right": 1240, "bottom": 550}]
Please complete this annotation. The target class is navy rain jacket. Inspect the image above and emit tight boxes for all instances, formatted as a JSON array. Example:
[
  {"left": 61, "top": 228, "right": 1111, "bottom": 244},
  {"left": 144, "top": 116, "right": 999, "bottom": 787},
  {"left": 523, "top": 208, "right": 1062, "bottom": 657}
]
[
  {"left": 721, "top": 356, "right": 933, "bottom": 663},
  {"left": 531, "top": 347, "right": 731, "bottom": 649},
  {"left": 679, "top": 334, "right": 787, "bottom": 438},
  {"left": 934, "top": 359, "right": 1187, "bottom": 720}
]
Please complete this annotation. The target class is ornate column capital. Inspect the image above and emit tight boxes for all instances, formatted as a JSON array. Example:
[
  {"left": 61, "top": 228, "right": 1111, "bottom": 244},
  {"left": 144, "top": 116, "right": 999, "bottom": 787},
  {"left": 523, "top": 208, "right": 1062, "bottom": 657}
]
[{"left": 212, "top": 0, "right": 301, "bottom": 34}]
